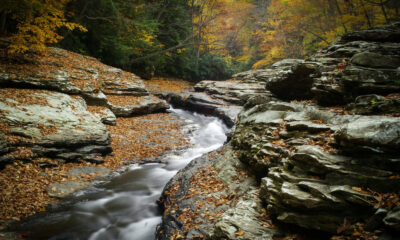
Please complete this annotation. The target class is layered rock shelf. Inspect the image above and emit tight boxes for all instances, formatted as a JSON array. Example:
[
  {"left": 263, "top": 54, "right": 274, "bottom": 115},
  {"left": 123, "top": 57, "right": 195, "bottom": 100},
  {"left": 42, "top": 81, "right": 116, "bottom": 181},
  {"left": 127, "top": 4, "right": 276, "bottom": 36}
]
[
  {"left": 0, "top": 47, "right": 169, "bottom": 168},
  {"left": 157, "top": 23, "right": 400, "bottom": 239}
]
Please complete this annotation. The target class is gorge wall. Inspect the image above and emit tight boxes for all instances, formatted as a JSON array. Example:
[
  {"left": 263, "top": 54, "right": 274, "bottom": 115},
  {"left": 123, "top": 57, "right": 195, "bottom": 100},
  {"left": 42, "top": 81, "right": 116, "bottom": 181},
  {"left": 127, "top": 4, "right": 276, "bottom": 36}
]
[{"left": 157, "top": 23, "right": 400, "bottom": 239}]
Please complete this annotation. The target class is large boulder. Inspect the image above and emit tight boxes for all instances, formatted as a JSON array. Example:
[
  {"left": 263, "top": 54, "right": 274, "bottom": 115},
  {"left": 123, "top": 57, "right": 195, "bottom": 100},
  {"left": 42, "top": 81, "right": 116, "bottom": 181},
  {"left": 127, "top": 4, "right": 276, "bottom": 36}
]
[
  {"left": 107, "top": 95, "right": 168, "bottom": 117},
  {"left": 0, "top": 89, "right": 111, "bottom": 166},
  {"left": 266, "top": 63, "right": 319, "bottom": 100},
  {"left": 194, "top": 80, "right": 267, "bottom": 105},
  {"left": 161, "top": 92, "right": 242, "bottom": 127}
]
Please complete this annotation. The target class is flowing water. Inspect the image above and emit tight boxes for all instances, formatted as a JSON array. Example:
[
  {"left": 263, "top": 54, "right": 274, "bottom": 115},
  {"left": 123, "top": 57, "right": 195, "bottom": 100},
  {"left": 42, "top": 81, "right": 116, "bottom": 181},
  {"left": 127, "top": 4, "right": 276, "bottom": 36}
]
[{"left": 18, "top": 107, "right": 228, "bottom": 240}]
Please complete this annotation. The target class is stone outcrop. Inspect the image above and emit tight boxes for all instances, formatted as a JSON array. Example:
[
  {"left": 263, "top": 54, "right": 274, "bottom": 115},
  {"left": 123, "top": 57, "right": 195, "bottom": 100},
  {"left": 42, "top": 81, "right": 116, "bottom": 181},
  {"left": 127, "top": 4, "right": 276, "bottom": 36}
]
[
  {"left": 0, "top": 47, "right": 167, "bottom": 169},
  {"left": 232, "top": 100, "right": 399, "bottom": 233},
  {"left": 159, "top": 79, "right": 272, "bottom": 127},
  {"left": 0, "top": 47, "right": 168, "bottom": 118},
  {"left": 158, "top": 23, "right": 400, "bottom": 239},
  {"left": 157, "top": 145, "right": 277, "bottom": 240},
  {"left": 0, "top": 89, "right": 111, "bottom": 166}
]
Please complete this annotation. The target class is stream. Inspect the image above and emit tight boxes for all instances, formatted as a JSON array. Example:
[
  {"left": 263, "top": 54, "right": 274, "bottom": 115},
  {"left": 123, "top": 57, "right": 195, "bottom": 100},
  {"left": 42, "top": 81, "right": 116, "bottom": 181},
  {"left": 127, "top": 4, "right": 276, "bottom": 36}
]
[{"left": 17, "top": 107, "right": 229, "bottom": 240}]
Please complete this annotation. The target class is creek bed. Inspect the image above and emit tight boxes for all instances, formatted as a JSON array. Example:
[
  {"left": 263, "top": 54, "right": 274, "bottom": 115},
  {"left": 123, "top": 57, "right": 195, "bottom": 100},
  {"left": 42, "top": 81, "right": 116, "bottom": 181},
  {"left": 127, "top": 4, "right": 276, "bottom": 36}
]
[{"left": 14, "top": 107, "right": 229, "bottom": 240}]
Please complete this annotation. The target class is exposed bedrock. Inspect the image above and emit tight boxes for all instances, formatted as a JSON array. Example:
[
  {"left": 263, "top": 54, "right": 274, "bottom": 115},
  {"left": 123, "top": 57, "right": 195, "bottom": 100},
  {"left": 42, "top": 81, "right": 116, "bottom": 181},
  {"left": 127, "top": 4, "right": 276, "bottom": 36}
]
[{"left": 158, "top": 23, "right": 400, "bottom": 239}]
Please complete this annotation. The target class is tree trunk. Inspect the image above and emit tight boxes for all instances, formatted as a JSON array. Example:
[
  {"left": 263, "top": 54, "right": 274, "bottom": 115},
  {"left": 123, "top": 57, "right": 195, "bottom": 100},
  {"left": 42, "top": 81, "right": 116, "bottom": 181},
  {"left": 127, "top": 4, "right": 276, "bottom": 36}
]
[
  {"left": 379, "top": 0, "right": 390, "bottom": 23},
  {"left": 0, "top": 11, "right": 7, "bottom": 36},
  {"left": 333, "top": 0, "right": 348, "bottom": 33},
  {"left": 361, "top": 1, "right": 372, "bottom": 27}
]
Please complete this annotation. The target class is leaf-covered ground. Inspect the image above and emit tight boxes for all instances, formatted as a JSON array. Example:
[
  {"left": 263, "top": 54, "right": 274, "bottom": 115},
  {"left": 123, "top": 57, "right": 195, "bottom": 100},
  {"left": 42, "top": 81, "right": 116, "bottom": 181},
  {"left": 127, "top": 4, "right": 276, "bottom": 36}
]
[
  {"left": 144, "top": 77, "right": 194, "bottom": 94},
  {"left": 0, "top": 81, "right": 190, "bottom": 231}
]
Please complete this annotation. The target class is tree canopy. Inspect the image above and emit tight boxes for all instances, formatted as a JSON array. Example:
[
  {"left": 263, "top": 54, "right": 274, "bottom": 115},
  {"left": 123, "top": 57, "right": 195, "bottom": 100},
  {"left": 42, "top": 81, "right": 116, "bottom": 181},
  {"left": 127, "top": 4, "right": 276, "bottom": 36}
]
[{"left": 1, "top": 0, "right": 399, "bottom": 80}]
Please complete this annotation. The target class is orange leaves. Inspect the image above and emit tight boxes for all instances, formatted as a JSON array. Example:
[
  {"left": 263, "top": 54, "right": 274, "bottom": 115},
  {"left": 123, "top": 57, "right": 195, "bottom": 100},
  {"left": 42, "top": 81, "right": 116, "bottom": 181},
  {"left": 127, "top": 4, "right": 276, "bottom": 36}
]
[
  {"left": 372, "top": 192, "right": 399, "bottom": 210},
  {"left": 104, "top": 113, "right": 188, "bottom": 168},
  {"left": 144, "top": 78, "right": 194, "bottom": 94},
  {"left": 271, "top": 139, "right": 286, "bottom": 147}
]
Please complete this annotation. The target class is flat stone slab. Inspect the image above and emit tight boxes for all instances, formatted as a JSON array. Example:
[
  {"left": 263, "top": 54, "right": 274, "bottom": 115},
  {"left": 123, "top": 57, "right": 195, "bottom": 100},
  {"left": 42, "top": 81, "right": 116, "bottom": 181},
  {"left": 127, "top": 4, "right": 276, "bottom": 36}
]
[
  {"left": 48, "top": 181, "right": 91, "bottom": 198},
  {"left": 0, "top": 89, "right": 110, "bottom": 164}
]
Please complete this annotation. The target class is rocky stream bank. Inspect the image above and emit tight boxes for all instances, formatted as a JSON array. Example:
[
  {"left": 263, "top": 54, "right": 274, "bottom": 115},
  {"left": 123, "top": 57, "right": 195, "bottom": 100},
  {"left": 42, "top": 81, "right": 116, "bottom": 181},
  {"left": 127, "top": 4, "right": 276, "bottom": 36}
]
[
  {"left": 0, "top": 44, "right": 191, "bottom": 236},
  {"left": 156, "top": 23, "right": 400, "bottom": 240},
  {"left": 0, "top": 23, "right": 399, "bottom": 240}
]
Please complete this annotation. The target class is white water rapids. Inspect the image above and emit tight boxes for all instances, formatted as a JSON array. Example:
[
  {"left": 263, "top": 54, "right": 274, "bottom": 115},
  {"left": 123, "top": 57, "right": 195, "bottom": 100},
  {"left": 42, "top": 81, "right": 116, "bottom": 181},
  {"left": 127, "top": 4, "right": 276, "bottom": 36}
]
[{"left": 19, "top": 107, "right": 228, "bottom": 240}]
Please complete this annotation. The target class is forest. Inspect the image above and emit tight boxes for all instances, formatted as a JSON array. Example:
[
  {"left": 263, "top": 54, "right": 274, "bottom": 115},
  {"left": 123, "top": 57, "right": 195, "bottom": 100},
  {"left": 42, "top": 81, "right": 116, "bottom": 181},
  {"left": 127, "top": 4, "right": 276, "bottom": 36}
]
[{"left": 1, "top": 0, "right": 400, "bottom": 81}]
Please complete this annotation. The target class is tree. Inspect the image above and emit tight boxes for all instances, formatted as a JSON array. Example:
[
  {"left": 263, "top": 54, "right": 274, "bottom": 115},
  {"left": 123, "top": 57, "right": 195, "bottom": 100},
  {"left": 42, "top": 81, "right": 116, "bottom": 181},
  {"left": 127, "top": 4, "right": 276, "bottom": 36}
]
[
  {"left": 1, "top": 0, "right": 86, "bottom": 54},
  {"left": 252, "top": 0, "right": 399, "bottom": 69}
]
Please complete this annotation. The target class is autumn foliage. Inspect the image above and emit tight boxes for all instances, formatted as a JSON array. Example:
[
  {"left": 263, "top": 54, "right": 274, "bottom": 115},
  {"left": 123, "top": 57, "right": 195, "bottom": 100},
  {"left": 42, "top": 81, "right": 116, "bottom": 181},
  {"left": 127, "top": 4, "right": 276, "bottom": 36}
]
[
  {"left": 1, "top": 0, "right": 399, "bottom": 77},
  {"left": 2, "top": 0, "right": 86, "bottom": 54},
  {"left": 253, "top": 0, "right": 400, "bottom": 68}
]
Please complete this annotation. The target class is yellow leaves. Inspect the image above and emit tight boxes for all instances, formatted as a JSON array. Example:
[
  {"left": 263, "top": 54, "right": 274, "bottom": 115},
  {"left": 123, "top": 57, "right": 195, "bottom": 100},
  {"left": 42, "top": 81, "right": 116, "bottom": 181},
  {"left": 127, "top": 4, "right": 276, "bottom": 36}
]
[
  {"left": 6, "top": 1, "right": 87, "bottom": 54},
  {"left": 351, "top": 187, "right": 371, "bottom": 195},
  {"left": 235, "top": 231, "right": 245, "bottom": 236}
]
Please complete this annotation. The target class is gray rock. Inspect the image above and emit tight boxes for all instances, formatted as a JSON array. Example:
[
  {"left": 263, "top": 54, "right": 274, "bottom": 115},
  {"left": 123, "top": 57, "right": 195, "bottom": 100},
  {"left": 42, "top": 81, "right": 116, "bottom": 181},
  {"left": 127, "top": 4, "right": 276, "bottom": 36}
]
[
  {"left": 0, "top": 89, "right": 111, "bottom": 164},
  {"left": 286, "top": 121, "right": 332, "bottom": 133},
  {"left": 311, "top": 83, "right": 345, "bottom": 106},
  {"left": 102, "top": 77, "right": 148, "bottom": 96},
  {"left": 48, "top": 181, "right": 91, "bottom": 198},
  {"left": 194, "top": 80, "right": 267, "bottom": 105},
  {"left": 90, "top": 106, "right": 117, "bottom": 125},
  {"left": 212, "top": 190, "right": 276, "bottom": 240},
  {"left": 383, "top": 206, "right": 400, "bottom": 231},
  {"left": 0, "top": 71, "right": 80, "bottom": 94},
  {"left": 266, "top": 63, "right": 319, "bottom": 100},
  {"left": 68, "top": 166, "right": 111, "bottom": 179},
  {"left": 339, "top": 22, "right": 400, "bottom": 43},
  {"left": 108, "top": 95, "right": 168, "bottom": 117},
  {"left": 271, "top": 59, "right": 305, "bottom": 68},
  {"left": 347, "top": 94, "right": 400, "bottom": 115},
  {"left": 351, "top": 52, "right": 400, "bottom": 69},
  {"left": 335, "top": 116, "right": 400, "bottom": 153}
]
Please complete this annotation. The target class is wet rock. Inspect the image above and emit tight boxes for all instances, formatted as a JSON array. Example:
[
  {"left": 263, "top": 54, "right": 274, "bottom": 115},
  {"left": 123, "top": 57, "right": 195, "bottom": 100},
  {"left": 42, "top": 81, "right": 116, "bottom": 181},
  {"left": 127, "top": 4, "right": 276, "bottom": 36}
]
[
  {"left": 108, "top": 95, "right": 168, "bottom": 117},
  {"left": 162, "top": 92, "right": 242, "bottom": 127},
  {"left": 48, "top": 181, "right": 91, "bottom": 198},
  {"left": 383, "top": 207, "right": 400, "bottom": 231},
  {"left": 68, "top": 166, "right": 111, "bottom": 180},
  {"left": 266, "top": 63, "right": 319, "bottom": 100}
]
